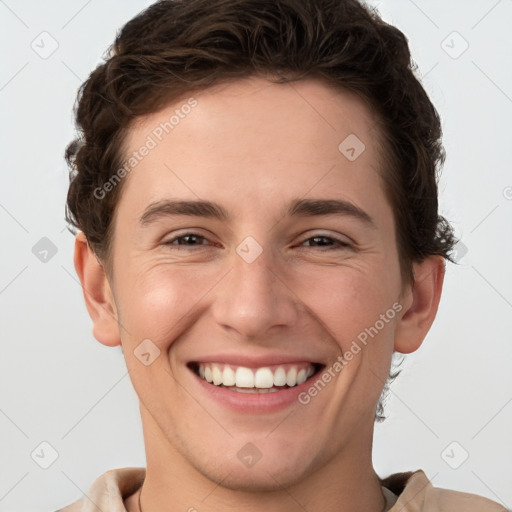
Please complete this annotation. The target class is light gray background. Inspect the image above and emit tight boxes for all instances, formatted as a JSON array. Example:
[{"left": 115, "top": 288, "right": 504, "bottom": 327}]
[{"left": 1, "top": 1, "right": 511, "bottom": 510}]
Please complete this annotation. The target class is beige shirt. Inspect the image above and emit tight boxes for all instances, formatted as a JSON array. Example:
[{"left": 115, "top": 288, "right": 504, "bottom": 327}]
[{"left": 56, "top": 467, "right": 507, "bottom": 512}]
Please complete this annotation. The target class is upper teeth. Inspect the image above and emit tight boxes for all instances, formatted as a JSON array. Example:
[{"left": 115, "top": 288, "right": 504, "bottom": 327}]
[{"left": 198, "top": 363, "right": 315, "bottom": 388}]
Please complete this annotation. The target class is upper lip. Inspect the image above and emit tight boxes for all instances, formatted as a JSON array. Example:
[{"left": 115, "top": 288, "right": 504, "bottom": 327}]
[{"left": 187, "top": 353, "right": 325, "bottom": 368}]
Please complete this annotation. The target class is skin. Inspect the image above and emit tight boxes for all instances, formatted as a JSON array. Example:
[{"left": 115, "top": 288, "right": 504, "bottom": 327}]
[{"left": 74, "top": 76, "right": 445, "bottom": 512}]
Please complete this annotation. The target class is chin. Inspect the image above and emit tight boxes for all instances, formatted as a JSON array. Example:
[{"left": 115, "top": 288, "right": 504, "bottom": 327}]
[
  {"left": 198, "top": 458, "right": 312, "bottom": 492},
  {"left": 179, "top": 435, "right": 324, "bottom": 493}
]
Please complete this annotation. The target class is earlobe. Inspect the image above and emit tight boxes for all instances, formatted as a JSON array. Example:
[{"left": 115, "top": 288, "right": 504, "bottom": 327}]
[
  {"left": 394, "top": 256, "right": 445, "bottom": 354},
  {"left": 73, "top": 231, "right": 121, "bottom": 347}
]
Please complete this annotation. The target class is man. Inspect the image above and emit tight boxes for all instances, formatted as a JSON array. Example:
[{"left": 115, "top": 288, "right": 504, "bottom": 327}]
[{"left": 59, "top": 0, "right": 505, "bottom": 510}]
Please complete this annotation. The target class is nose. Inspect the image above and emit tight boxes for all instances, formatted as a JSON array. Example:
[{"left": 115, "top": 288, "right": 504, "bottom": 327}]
[{"left": 211, "top": 244, "right": 300, "bottom": 340}]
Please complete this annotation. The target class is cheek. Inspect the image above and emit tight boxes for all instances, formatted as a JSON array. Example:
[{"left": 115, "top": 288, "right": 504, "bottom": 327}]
[
  {"left": 114, "top": 245, "right": 401, "bottom": 359},
  {"left": 293, "top": 264, "right": 397, "bottom": 349},
  {"left": 117, "top": 262, "right": 220, "bottom": 350}
]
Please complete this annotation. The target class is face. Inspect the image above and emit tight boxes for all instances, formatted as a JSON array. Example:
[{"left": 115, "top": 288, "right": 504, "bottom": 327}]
[{"left": 99, "top": 76, "right": 411, "bottom": 490}]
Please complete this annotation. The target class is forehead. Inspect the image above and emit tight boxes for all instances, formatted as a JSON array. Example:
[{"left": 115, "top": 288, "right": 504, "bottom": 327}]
[
  {"left": 128, "top": 75, "right": 381, "bottom": 160},
  {"left": 119, "top": 76, "right": 390, "bottom": 224}
]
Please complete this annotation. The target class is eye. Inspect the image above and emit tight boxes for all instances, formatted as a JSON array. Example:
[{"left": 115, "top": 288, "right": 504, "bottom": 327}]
[
  {"left": 162, "top": 232, "right": 351, "bottom": 250},
  {"left": 300, "top": 235, "right": 351, "bottom": 250},
  {"left": 164, "top": 232, "right": 212, "bottom": 248}
]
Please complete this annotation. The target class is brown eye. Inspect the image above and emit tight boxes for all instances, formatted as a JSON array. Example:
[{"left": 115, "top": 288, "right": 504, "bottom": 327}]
[
  {"left": 301, "top": 235, "right": 351, "bottom": 249},
  {"left": 165, "top": 233, "right": 210, "bottom": 247}
]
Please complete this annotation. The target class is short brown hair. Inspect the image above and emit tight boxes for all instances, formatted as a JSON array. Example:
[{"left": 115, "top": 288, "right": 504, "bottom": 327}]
[
  {"left": 65, "top": 0, "right": 456, "bottom": 282},
  {"left": 65, "top": 0, "right": 456, "bottom": 421}
]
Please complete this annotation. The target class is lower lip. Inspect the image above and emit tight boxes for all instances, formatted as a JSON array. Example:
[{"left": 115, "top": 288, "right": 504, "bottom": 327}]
[{"left": 190, "top": 370, "right": 320, "bottom": 413}]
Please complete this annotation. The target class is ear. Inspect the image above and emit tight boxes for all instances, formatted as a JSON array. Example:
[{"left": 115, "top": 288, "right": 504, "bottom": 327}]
[
  {"left": 73, "top": 231, "right": 121, "bottom": 347},
  {"left": 394, "top": 255, "right": 445, "bottom": 354}
]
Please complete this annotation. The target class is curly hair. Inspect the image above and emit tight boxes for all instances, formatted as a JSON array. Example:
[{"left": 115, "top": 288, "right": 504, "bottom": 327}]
[
  {"left": 66, "top": 0, "right": 455, "bottom": 281},
  {"left": 64, "top": 0, "right": 458, "bottom": 423},
  {"left": 65, "top": 0, "right": 456, "bottom": 283}
]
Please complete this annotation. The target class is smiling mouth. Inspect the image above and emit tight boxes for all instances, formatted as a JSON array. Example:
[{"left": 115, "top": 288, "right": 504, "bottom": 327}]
[{"left": 188, "top": 362, "right": 324, "bottom": 393}]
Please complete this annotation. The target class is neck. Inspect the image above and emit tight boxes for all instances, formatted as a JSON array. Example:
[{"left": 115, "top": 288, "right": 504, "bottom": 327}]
[{"left": 127, "top": 406, "right": 386, "bottom": 512}]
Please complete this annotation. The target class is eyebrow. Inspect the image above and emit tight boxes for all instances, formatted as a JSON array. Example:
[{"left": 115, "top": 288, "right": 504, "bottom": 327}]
[{"left": 139, "top": 198, "right": 375, "bottom": 228}]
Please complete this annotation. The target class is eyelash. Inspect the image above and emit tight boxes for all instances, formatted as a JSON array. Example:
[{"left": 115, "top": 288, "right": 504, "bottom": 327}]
[{"left": 164, "top": 232, "right": 351, "bottom": 250}]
